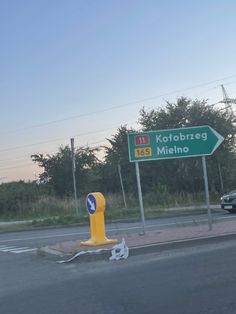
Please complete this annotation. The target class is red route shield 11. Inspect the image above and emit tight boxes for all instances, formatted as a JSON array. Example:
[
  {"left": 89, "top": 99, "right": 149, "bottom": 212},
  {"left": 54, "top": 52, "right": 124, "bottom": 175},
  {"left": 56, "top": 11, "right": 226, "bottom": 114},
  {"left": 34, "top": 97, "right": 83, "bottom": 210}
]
[{"left": 135, "top": 134, "right": 150, "bottom": 145}]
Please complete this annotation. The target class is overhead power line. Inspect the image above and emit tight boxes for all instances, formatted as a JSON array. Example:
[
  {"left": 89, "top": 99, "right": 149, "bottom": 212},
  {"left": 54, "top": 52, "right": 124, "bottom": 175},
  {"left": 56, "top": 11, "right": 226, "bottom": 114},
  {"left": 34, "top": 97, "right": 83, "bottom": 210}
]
[
  {"left": 1, "top": 75, "right": 236, "bottom": 171},
  {"left": 2, "top": 74, "right": 236, "bottom": 135},
  {"left": 0, "top": 141, "right": 109, "bottom": 171},
  {"left": 0, "top": 123, "right": 132, "bottom": 154},
  {"left": 0, "top": 155, "right": 33, "bottom": 164},
  {"left": 0, "top": 162, "right": 34, "bottom": 171},
  {"left": 0, "top": 139, "right": 109, "bottom": 170}
]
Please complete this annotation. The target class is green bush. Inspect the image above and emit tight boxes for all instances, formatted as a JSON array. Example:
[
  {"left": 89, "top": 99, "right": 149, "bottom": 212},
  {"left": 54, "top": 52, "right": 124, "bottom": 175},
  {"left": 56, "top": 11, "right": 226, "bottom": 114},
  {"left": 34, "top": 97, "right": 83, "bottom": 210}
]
[
  {"left": 0, "top": 181, "right": 220, "bottom": 222},
  {"left": 0, "top": 181, "right": 48, "bottom": 219}
]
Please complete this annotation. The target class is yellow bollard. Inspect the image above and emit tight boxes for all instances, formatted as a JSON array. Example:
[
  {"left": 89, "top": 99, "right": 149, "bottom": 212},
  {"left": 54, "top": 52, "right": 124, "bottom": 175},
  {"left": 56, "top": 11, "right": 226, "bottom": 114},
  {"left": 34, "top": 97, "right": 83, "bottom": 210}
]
[{"left": 80, "top": 192, "right": 118, "bottom": 246}]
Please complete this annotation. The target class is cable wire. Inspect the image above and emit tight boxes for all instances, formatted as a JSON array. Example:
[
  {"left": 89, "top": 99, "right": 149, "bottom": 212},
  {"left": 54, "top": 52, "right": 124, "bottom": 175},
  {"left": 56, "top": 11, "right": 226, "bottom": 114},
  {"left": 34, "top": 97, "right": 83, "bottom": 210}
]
[{"left": 2, "top": 74, "right": 236, "bottom": 135}]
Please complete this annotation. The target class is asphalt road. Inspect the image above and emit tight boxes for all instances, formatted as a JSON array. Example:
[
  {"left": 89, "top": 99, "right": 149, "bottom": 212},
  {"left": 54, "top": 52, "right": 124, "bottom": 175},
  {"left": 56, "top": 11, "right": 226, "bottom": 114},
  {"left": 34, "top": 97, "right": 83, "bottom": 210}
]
[
  {"left": 2, "top": 236, "right": 236, "bottom": 313},
  {"left": 0, "top": 210, "right": 235, "bottom": 251}
]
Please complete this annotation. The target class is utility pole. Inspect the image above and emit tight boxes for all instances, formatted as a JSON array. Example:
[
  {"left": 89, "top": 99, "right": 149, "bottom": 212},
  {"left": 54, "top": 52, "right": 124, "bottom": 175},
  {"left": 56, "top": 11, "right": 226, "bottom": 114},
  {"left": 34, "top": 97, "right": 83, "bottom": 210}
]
[
  {"left": 117, "top": 163, "right": 127, "bottom": 209},
  {"left": 70, "top": 138, "right": 79, "bottom": 216},
  {"left": 217, "top": 159, "right": 224, "bottom": 193}
]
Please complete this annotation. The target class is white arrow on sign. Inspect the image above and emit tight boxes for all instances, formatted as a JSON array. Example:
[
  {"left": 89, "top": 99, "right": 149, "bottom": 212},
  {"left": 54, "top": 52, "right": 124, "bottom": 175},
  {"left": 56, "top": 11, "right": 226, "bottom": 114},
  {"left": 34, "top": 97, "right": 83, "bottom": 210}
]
[
  {"left": 209, "top": 126, "right": 224, "bottom": 154},
  {"left": 87, "top": 197, "right": 96, "bottom": 212}
]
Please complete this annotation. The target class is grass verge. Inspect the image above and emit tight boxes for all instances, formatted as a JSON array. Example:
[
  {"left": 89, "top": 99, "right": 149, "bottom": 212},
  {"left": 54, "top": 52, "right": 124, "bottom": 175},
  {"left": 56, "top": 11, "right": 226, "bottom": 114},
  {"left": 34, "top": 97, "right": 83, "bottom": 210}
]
[{"left": 0, "top": 205, "right": 212, "bottom": 233}]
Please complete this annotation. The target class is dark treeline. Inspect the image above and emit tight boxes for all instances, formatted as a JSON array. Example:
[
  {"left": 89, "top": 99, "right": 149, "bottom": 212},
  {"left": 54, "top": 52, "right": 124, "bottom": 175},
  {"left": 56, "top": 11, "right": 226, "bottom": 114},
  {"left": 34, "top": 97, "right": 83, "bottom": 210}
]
[
  {"left": 1, "top": 98, "right": 235, "bottom": 216},
  {"left": 32, "top": 98, "right": 236, "bottom": 196}
]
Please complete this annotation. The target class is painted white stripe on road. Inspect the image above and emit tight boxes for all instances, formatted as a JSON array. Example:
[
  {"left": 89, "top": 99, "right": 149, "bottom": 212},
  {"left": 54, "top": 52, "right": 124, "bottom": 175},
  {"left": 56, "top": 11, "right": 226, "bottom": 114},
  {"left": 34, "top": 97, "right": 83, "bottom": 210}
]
[
  {"left": 0, "top": 231, "right": 90, "bottom": 243},
  {"left": 0, "top": 226, "right": 158, "bottom": 243},
  {"left": 11, "top": 248, "right": 37, "bottom": 253},
  {"left": 0, "top": 224, "right": 193, "bottom": 243},
  {"left": 0, "top": 214, "right": 235, "bottom": 244},
  {"left": 6, "top": 247, "right": 29, "bottom": 252},
  {"left": 0, "top": 245, "right": 16, "bottom": 249},
  {"left": 0, "top": 246, "right": 17, "bottom": 252},
  {"left": 0, "top": 245, "right": 36, "bottom": 253}
]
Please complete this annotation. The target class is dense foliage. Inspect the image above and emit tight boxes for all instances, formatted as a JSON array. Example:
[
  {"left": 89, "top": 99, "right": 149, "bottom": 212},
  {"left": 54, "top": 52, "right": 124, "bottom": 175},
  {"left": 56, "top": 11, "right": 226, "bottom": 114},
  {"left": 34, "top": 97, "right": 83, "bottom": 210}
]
[
  {"left": 0, "top": 181, "right": 48, "bottom": 217},
  {"left": 138, "top": 98, "right": 236, "bottom": 193},
  {"left": 1, "top": 97, "right": 235, "bottom": 217},
  {"left": 100, "top": 98, "right": 236, "bottom": 195},
  {"left": 31, "top": 98, "right": 236, "bottom": 196},
  {"left": 31, "top": 146, "right": 100, "bottom": 196}
]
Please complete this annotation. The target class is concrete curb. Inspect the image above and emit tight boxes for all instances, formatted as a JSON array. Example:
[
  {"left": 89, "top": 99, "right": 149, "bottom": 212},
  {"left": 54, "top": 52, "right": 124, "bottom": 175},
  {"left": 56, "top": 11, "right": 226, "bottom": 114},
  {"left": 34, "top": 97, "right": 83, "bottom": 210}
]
[
  {"left": 38, "top": 231, "right": 236, "bottom": 263},
  {"left": 130, "top": 232, "right": 236, "bottom": 256}
]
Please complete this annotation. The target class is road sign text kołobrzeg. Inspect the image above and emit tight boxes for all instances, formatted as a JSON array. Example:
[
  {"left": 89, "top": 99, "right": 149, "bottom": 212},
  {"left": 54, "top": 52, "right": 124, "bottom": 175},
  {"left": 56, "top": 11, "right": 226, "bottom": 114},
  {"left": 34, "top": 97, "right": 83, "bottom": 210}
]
[{"left": 128, "top": 126, "right": 224, "bottom": 162}]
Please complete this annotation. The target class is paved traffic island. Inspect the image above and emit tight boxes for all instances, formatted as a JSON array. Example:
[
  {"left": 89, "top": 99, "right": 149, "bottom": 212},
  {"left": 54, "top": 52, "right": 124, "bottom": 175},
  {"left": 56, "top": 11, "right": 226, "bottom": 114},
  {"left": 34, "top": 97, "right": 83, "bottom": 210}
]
[{"left": 39, "top": 219, "right": 236, "bottom": 262}]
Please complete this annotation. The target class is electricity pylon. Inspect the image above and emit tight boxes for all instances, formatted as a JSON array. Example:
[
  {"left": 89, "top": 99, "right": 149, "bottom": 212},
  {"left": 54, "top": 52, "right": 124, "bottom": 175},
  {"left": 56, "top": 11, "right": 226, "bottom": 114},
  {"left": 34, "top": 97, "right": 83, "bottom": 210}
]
[{"left": 218, "top": 84, "right": 236, "bottom": 113}]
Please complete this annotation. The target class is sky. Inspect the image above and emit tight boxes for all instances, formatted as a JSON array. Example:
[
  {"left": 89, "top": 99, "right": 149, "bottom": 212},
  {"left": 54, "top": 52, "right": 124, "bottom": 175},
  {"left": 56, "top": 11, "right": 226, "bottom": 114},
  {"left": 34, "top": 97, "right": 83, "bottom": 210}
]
[{"left": 0, "top": 0, "right": 236, "bottom": 182}]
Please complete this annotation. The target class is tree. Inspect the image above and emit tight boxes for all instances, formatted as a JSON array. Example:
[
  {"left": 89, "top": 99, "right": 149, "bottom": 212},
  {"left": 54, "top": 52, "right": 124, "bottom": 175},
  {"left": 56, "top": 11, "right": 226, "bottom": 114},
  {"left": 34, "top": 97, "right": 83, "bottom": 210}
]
[
  {"left": 31, "top": 145, "right": 100, "bottom": 196},
  {"left": 99, "top": 126, "right": 137, "bottom": 193},
  {"left": 138, "top": 97, "right": 236, "bottom": 193},
  {"left": 31, "top": 98, "right": 236, "bottom": 198}
]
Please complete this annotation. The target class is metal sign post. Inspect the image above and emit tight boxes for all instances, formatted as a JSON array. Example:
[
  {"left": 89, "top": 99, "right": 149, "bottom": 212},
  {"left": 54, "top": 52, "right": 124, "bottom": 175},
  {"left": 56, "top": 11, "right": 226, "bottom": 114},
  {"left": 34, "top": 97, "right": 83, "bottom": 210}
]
[
  {"left": 70, "top": 138, "right": 79, "bottom": 216},
  {"left": 202, "top": 156, "right": 212, "bottom": 230},
  {"left": 135, "top": 162, "right": 146, "bottom": 235}
]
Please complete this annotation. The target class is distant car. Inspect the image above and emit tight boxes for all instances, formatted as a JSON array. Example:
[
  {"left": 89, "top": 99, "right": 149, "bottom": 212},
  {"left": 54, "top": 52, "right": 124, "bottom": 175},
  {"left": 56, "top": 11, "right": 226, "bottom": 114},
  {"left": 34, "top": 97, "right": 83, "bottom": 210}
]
[{"left": 221, "top": 190, "right": 236, "bottom": 213}]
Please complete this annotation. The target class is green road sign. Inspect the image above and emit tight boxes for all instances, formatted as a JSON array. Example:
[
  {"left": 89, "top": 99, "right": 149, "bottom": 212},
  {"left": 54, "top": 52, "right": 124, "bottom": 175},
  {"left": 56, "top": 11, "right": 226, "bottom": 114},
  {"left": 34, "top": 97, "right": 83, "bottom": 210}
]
[{"left": 128, "top": 125, "right": 224, "bottom": 162}]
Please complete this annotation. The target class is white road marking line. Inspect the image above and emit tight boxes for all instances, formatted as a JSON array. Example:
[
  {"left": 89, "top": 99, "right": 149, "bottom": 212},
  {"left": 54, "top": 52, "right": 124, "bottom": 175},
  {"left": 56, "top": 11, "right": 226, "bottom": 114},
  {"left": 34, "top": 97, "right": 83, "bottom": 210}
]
[
  {"left": 0, "top": 225, "right": 188, "bottom": 243},
  {"left": 0, "top": 246, "right": 16, "bottom": 249},
  {"left": 0, "top": 231, "right": 90, "bottom": 243},
  {"left": 0, "top": 245, "right": 36, "bottom": 253},
  {"left": 6, "top": 247, "right": 29, "bottom": 252},
  {"left": 11, "top": 248, "right": 37, "bottom": 253},
  {"left": 0, "top": 214, "right": 235, "bottom": 244},
  {"left": 0, "top": 246, "right": 17, "bottom": 252}
]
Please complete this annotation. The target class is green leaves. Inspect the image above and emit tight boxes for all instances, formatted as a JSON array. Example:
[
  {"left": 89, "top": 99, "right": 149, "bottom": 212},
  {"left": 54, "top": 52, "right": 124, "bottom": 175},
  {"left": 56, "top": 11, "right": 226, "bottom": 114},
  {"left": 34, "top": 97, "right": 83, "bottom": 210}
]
[
  {"left": 31, "top": 98, "right": 236, "bottom": 197},
  {"left": 31, "top": 146, "right": 99, "bottom": 196}
]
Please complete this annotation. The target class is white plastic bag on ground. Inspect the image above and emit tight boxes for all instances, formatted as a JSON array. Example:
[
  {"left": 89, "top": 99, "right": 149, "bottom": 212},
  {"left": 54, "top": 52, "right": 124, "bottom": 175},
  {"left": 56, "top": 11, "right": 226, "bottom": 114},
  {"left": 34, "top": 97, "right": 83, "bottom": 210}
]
[{"left": 109, "top": 238, "right": 129, "bottom": 261}]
